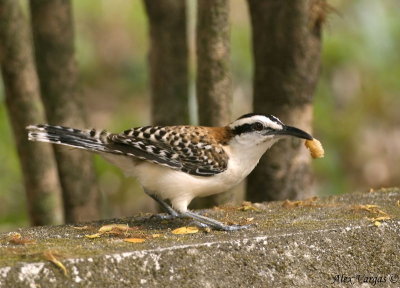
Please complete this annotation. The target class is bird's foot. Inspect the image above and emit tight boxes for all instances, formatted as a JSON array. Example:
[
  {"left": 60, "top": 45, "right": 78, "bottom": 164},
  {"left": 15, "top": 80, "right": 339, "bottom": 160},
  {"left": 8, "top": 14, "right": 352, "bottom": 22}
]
[
  {"left": 149, "top": 213, "right": 179, "bottom": 221},
  {"left": 182, "top": 210, "right": 253, "bottom": 231}
]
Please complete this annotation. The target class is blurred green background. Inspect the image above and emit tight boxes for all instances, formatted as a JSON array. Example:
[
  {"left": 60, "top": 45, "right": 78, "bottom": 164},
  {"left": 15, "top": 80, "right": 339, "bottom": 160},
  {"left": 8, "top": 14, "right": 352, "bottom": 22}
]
[{"left": 0, "top": 0, "right": 399, "bottom": 231}]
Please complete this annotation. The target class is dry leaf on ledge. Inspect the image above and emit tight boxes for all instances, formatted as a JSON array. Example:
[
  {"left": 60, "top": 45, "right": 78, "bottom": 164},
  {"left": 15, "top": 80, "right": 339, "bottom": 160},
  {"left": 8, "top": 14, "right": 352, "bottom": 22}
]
[
  {"left": 7, "top": 232, "right": 36, "bottom": 245},
  {"left": 84, "top": 233, "right": 102, "bottom": 239},
  {"left": 43, "top": 251, "right": 68, "bottom": 276},
  {"left": 123, "top": 238, "right": 146, "bottom": 243},
  {"left": 98, "top": 224, "right": 129, "bottom": 233},
  {"left": 171, "top": 227, "right": 199, "bottom": 235}
]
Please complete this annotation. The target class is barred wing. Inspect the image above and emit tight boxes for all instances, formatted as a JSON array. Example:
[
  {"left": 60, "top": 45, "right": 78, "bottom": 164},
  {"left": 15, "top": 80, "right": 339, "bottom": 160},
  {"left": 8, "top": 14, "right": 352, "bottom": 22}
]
[{"left": 107, "top": 126, "right": 228, "bottom": 176}]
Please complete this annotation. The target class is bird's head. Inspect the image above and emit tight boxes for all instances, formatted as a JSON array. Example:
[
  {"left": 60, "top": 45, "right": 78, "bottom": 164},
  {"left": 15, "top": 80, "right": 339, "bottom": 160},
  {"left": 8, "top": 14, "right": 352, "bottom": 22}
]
[{"left": 228, "top": 113, "right": 312, "bottom": 148}]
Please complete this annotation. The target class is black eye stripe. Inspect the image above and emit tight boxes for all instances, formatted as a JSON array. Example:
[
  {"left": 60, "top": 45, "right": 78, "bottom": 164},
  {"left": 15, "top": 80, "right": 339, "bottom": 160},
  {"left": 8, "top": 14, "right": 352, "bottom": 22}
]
[
  {"left": 232, "top": 122, "right": 270, "bottom": 135},
  {"left": 232, "top": 123, "right": 253, "bottom": 135}
]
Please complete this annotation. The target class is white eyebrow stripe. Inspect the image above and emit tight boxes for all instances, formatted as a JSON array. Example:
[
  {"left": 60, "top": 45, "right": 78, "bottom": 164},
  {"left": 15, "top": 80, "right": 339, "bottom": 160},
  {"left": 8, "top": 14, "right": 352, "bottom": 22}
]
[
  {"left": 264, "top": 118, "right": 284, "bottom": 130},
  {"left": 230, "top": 115, "right": 268, "bottom": 127},
  {"left": 229, "top": 115, "right": 283, "bottom": 130},
  {"left": 270, "top": 115, "right": 283, "bottom": 124}
]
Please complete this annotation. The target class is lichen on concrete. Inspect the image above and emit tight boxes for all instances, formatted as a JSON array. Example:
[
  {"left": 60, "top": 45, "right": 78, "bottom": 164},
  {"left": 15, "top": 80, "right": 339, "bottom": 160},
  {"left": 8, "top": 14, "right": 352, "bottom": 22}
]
[{"left": 1, "top": 188, "right": 400, "bottom": 287}]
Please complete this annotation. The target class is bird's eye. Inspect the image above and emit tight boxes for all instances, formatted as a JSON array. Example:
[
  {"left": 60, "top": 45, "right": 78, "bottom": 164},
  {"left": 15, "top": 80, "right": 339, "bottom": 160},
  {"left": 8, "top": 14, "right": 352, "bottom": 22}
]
[{"left": 252, "top": 122, "right": 264, "bottom": 131}]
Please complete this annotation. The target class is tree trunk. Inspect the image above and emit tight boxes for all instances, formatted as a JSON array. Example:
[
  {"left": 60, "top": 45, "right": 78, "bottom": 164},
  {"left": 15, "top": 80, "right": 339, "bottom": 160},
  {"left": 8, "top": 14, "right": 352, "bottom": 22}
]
[
  {"left": 246, "top": 0, "right": 323, "bottom": 202},
  {"left": 0, "top": 0, "right": 63, "bottom": 225},
  {"left": 29, "top": 0, "right": 100, "bottom": 222},
  {"left": 196, "top": 0, "right": 232, "bottom": 127},
  {"left": 143, "top": 0, "right": 189, "bottom": 126},
  {"left": 191, "top": 0, "right": 233, "bottom": 208}
]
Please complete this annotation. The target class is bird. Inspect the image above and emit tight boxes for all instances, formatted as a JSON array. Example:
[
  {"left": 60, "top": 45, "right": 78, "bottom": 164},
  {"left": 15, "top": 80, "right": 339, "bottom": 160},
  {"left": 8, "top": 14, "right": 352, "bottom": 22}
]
[{"left": 27, "top": 113, "right": 313, "bottom": 231}]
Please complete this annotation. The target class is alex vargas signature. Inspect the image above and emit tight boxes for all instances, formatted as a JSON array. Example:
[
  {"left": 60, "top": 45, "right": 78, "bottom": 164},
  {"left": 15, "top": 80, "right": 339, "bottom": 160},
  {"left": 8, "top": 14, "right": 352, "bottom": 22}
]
[{"left": 332, "top": 274, "right": 399, "bottom": 285}]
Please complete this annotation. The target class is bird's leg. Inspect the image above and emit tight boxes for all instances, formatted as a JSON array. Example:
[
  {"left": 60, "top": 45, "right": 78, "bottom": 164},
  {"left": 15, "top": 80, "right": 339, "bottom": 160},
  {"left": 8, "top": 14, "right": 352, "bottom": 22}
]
[
  {"left": 182, "top": 210, "right": 252, "bottom": 231},
  {"left": 145, "top": 191, "right": 251, "bottom": 230},
  {"left": 144, "top": 190, "right": 180, "bottom": 219}
]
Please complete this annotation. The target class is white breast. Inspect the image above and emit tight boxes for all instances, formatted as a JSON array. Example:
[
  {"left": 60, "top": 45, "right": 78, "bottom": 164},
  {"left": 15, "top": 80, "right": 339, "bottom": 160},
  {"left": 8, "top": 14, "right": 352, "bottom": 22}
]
[{"left": 101, "top": 137, "right": 278, "bottom": 213}]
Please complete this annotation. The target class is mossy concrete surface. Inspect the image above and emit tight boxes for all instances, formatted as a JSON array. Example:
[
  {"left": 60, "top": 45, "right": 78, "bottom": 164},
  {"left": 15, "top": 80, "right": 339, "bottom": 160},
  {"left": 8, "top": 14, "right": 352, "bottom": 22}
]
[{"left": 1, "top": 188, "right": 400, "bottom": 287}]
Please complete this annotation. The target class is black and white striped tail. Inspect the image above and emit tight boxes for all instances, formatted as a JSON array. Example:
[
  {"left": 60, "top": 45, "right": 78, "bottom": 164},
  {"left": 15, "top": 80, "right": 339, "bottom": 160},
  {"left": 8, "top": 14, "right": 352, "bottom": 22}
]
[{"left": 27, "top": 124, "right": 110, "bottom": 153}]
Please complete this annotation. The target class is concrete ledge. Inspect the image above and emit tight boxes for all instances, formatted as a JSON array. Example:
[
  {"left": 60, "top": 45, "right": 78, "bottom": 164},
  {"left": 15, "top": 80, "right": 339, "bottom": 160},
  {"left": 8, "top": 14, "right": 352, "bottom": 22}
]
[{"left": 1, "top": 188, "right": 400, "bottom": 287}]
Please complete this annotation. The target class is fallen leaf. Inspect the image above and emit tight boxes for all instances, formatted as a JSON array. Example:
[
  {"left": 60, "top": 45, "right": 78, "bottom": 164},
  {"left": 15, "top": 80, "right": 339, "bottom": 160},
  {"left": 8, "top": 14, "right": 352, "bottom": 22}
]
[
  {"left": 352, "top": 204, "right": 378, "bottom": 213},
  {"left": 352, "top": 204, "right": 391, "bottom": 223},
  {"left": 396, "top": 200, "right": 400, "bottom": 207},
  {"left": 123, "top": 238, "right": 146, "bottom": 243},
  {"left": 171, "top": 227, "right": 199, "bottom": 235},
  {"left": 151, "top": 234, "right": 161, "bottom": 238},
  {"left": 98, "top": 224, "right": 129, "bottom": 233},
  {"left": 245, "top": 217, "right": 254, "bottom": 222},
  {"left": 7, "top": 232, "right": 36, "bottom": 245},
  {"left": 369, "top": 216, "right": 391, "bottom": 222},
  {"left": 84, "top": 224, "right": 137, "bottom": 239},
  {"left": 85, "top": 233, "right": 101, "bottom": 239},
  {"left": 72, "top": 225, "right": 89, "bottom": 230},
  {"left": 43, "top": 251, "right": 68, "bottom": 276},
  {"left": 282, "top": 200, "right": 298, "bottom": 208},
  {"left": 374, "top": 221, "right": 382, "bottom": 227},
  {"left": 238, "top": 202, "right": 260, "bottom": 212},
  {"left": 363, "top": 204, "right": 378, "bottom": 210}
]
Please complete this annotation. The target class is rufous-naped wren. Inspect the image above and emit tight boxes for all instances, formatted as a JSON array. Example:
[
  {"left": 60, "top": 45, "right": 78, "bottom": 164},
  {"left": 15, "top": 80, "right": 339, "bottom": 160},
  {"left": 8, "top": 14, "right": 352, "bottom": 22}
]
[{"left": 27, "top": 113, "right": 313, "bottom": 231}]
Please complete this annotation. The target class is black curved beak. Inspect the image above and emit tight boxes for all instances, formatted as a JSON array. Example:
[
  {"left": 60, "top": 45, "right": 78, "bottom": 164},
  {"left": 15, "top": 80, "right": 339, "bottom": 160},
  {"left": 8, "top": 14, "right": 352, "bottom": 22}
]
[{"left": 274, "top": 125, "right": 313, "bottom": 140}]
